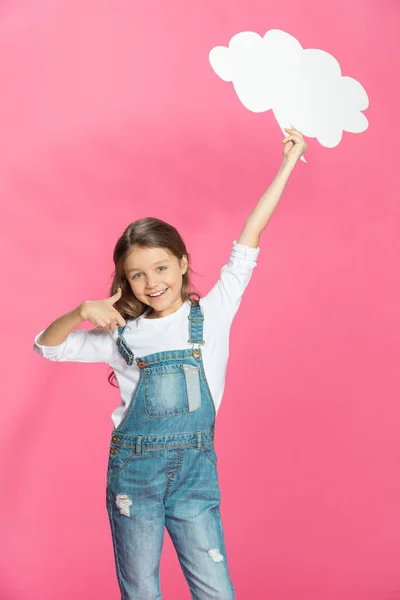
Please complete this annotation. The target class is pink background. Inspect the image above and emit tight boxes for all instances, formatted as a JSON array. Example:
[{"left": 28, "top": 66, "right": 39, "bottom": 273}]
[{"left": 2, "top": 1, "right": 399, "bottom": 599}]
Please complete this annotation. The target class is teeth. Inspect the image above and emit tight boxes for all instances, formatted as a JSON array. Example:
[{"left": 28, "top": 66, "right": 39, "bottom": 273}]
[{"left": 149, "top": 289, "right": 167, "bottom": 297}]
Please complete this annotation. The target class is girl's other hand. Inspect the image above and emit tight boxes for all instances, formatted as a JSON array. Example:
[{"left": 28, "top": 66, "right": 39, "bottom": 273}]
[
  {"left": 79, "top": 288, "right": 127, "bottom": 332},
  {"left": 281, "top": 126, "right": 308, "bottom": 162}
]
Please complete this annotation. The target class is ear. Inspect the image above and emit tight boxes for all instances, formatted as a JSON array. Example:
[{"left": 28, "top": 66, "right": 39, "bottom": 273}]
[{"left": 181, "top": 255, "right": 188, "bottom": 274}]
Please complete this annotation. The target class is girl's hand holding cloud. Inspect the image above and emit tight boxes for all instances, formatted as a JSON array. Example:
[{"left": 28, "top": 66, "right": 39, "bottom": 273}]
[{"left": 282, "top": 127, "right": 308, "bottom": 163}]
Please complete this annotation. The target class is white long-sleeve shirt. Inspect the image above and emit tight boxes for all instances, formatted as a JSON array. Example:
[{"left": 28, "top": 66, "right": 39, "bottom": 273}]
[{"left": 33, "top": 241, "right": 260, "bottom": 428}]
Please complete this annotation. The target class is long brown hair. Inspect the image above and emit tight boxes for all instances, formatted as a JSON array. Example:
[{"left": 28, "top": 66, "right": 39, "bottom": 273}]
[{"left": 107, "top": 217, "right": 200, "bottom": 387}]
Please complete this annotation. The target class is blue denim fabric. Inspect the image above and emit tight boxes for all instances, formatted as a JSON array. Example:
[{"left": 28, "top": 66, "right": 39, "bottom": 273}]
[{"left": 106, "top": 299, "right": 235, "bottom": 599}]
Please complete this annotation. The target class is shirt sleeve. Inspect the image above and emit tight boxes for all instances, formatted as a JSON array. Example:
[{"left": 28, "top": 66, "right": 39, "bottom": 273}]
[
  {"left": 33, "top": 327, "right": 116, "bottom": 364},
  {"left": 201, "top": 240, "right": 260, "bottom": 324}
]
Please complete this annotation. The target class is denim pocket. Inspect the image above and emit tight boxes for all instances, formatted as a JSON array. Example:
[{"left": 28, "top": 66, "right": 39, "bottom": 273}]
[
  {"left": 201, "top": 441, "right": 218, "bottom": 466},
  {"left": 107, "top": 444, "right": 136, "bottom": 478},
  {"left": 144, "top": 363, "right": 201, "bottom": 418}
]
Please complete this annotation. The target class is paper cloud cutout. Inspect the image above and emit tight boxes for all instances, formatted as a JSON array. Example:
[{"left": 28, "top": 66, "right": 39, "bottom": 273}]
[{"left": 209, "top": 29, "right": 369, "bottom": 150}]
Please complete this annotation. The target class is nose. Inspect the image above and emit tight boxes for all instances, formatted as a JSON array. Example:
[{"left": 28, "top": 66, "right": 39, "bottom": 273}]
[{"left": 145, "top": 277, "right": 158, "bottom": 290}]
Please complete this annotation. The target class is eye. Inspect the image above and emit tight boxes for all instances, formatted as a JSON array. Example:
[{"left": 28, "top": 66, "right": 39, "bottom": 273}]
[{"left": 131, "top": 266, "right": 166, "bottom": 281}]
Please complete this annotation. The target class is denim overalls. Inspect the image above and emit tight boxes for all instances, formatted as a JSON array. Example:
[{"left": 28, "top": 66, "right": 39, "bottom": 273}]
[{"left": 106, "top": 298, "right": 235, "bottom": 600}]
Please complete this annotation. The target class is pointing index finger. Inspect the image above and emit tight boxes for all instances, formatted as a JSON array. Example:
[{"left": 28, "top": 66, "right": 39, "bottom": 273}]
[{"left": 114, "top": 311, "right": 126, "bottom": 327}]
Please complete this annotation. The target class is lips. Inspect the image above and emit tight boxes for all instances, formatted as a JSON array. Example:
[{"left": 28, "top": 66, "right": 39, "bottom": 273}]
[{"left": 147, "top": 288, "right": 168, "bottom": 299}]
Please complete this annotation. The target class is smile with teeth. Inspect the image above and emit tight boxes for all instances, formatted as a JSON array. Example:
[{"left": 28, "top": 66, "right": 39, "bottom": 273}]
[{"left": 148, "top": 288, "right": 168, "bottom": 298}]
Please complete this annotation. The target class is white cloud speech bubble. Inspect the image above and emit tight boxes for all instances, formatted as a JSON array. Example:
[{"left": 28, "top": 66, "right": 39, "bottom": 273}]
[{"left": 209, "top": 29, "right": 369, "bottom": 158}]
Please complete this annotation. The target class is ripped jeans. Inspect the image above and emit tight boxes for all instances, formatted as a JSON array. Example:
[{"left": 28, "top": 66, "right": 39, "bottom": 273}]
[{"left": 106, "top": 430, "right": 235, "bottom": 600}]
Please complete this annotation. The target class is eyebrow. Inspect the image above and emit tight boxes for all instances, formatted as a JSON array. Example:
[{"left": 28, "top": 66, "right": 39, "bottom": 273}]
[{"left": 127, "top": 259, "right": 171, "bottom": 275}]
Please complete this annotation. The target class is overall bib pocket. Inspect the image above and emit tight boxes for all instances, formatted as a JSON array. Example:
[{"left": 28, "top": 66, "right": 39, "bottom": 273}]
[{"left": 144, "top": 363, "right": 201, "bottom": 417}]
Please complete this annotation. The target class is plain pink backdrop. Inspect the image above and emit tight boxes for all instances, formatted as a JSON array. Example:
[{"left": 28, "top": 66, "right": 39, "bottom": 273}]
[{"left": 1, "top": 1, "right": 399, "bottom": 599}]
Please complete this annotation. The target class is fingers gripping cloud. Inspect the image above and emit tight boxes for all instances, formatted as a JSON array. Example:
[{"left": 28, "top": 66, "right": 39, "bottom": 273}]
[{"left": 209, "top": 29, "right": 369, "bottom": 148}]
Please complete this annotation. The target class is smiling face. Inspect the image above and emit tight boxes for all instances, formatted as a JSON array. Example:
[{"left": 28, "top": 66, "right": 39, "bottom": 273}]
[{"left": 124, "top": 246, "right": 188, "bottom": 318}]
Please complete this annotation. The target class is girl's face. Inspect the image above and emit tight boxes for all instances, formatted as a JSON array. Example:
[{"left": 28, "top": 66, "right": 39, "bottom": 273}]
[{"left": 124, "top": 246, "right": 188, "bottom": 317}]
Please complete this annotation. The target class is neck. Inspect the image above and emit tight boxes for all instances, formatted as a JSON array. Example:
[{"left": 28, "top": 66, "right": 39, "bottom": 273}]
[{"left": 145, "top": 297, "right": 184, "bottom": 319}]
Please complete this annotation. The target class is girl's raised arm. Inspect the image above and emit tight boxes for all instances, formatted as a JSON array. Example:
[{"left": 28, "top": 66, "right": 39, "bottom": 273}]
[{"left": 237, "top": 127, "right": 307, "bottom": 249}]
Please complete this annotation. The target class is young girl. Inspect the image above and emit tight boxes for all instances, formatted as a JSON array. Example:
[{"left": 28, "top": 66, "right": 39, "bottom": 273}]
[{"left": 33, "top": 128, "right": 307, "bottom": 599}]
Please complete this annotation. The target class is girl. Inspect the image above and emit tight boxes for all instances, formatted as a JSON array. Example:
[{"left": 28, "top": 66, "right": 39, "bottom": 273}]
[{"left": 33, "top": 128, "right": 307, "bottom": 599}]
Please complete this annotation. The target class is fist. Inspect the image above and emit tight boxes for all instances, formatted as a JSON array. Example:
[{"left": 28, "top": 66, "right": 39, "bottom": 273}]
[{"left": 281, "top": 126, "right": 308, "bottom": 162}]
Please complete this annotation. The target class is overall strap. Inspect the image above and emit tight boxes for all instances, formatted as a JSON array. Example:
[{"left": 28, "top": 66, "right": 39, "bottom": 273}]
[
  {"left": 188, "top": 299, "right": 205, "bottom": 345},
  {"left": 116, "top": 325, "right": 135, "bottom": 366}
]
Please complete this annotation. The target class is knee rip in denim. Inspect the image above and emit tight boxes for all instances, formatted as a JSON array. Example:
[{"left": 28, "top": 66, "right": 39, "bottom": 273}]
[
  {"left": 208, "top": 549, "right": 224, "bottom": 563},
  {"left": 115, "top": 493, "right": 132, "bottom": 517}
]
